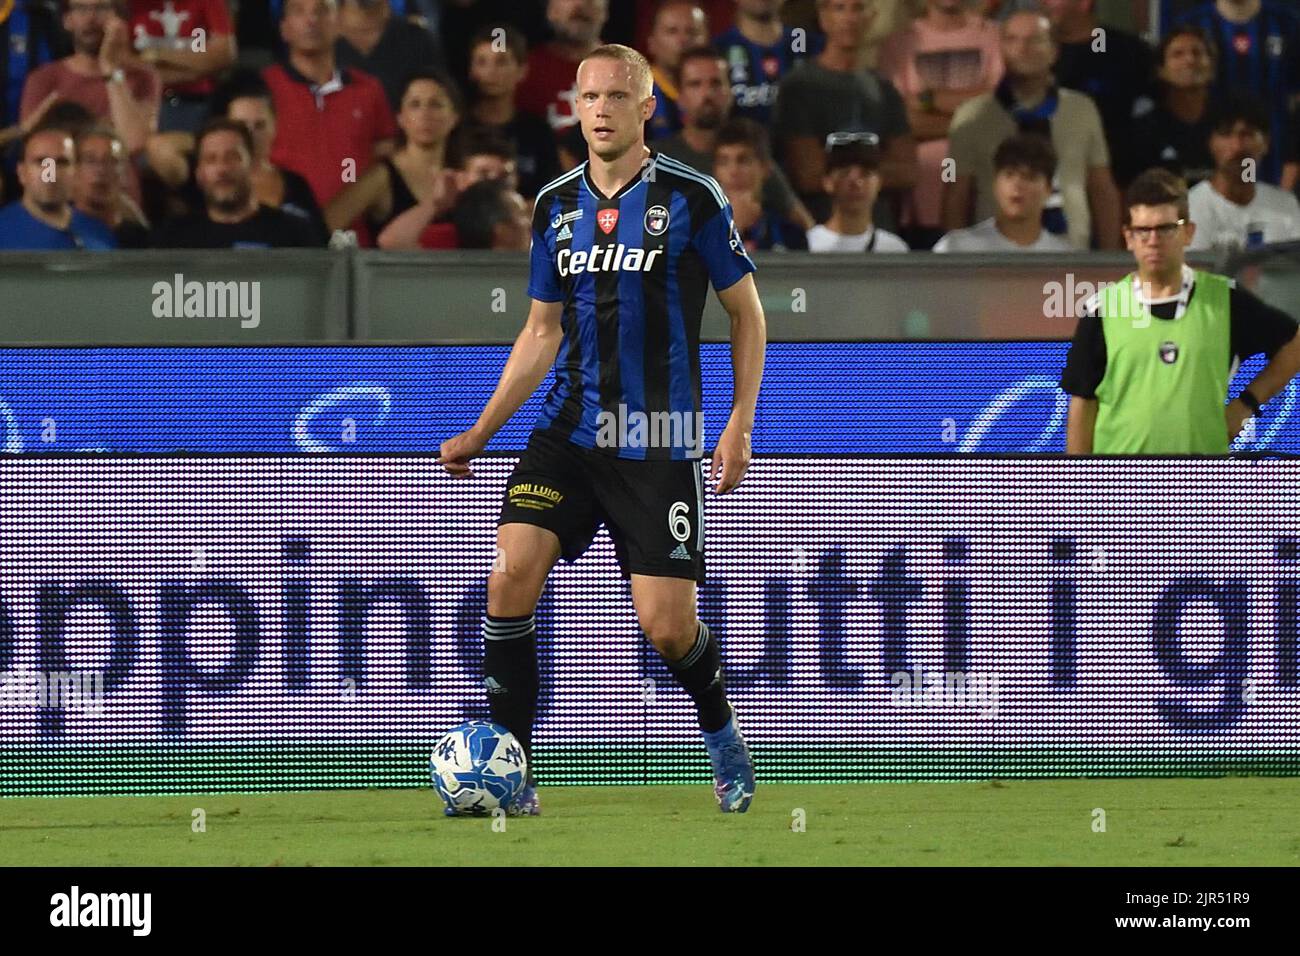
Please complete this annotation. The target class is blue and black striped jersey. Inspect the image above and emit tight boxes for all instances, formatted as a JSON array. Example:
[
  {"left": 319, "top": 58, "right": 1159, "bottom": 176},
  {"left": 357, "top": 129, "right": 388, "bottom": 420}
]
[
  {"left": 527, "top": 151, "right": 757, "bottom": 461},
  {"left": 1173, "top": 0, "right": 1300, "bottom": 184}
]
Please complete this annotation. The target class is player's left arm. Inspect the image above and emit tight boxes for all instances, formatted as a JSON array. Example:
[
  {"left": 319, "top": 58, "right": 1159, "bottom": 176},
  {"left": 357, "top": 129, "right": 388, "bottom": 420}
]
[
  {"left": 713, "top": 273, "right": 766, "bottom": 493},
  {"left": 693, "top": 183, "right": 766, "bottom": 492}
]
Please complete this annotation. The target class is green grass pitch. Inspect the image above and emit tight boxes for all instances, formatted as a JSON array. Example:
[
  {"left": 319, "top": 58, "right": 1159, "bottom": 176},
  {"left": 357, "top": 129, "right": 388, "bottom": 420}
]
[{"left": 2, "top": 777, "right": 1299, "bottom": 866}]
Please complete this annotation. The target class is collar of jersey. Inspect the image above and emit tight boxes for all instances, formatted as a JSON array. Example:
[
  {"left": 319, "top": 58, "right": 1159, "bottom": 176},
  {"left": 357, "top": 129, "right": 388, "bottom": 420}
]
[
  {"left": 1131, "top": 262, "right": 1195, "bottom": 318},
  {"left": 281, "top": 61, "right": 350, "bottom": 94},
  {"left": 582, "top": 150, "right": 655, "bottom": 202}
]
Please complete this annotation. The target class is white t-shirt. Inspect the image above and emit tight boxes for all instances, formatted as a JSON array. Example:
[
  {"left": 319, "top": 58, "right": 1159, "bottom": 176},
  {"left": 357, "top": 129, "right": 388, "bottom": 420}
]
[
  {"left": 932, "top": 217, "right": 1075, "bottom": 252},
  {"left": 806, "top": 224, "right": 910, "bottom": 253},
  {"left": 1187, "top": 180, "right": 1300, "bottom": 251}
]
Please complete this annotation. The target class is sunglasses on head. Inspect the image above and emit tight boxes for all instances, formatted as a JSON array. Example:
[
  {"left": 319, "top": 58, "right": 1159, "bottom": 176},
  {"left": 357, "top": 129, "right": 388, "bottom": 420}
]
[{"left": 825, "top": 131, "right": 880, "bottom": 152}]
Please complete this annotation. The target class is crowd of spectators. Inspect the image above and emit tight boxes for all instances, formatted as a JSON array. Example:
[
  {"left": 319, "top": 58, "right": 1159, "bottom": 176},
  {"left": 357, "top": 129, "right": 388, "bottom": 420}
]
[{"left": 0, "top": 0, "right": 1297, "bottom": 253}]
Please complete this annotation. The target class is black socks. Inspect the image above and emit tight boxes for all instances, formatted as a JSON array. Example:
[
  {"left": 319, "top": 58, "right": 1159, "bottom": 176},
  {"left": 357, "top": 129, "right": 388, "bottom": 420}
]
[
  {"left": 664, "top": 621, "right": 732, "bottom": 734},
  {"left": 482, "top": 613, "right": 538, "bottom": 762}
]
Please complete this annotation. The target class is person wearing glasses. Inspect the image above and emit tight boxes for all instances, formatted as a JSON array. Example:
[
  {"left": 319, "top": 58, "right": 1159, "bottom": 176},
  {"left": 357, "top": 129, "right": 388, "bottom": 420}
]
[
  {"left": 0, "top": 127, "right": 117, "bottom": 249},
  {"left": 806, "top": 132, "right": 909, "bottom": 252},
  {"left": 1186, "top": 97, "right": 1300, "bottom": 253},
  {"left": 1061, "top": 168, "right": 1300, "bottom": 454},
  {"left": 73, "top": 125, "right": 150, "bottom": 247}
]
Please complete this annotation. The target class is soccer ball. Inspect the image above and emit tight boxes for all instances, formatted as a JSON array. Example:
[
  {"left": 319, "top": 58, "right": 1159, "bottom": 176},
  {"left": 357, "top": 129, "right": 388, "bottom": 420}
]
[{"left": 429, "top": 720, "right": 528, "bottom": 815}]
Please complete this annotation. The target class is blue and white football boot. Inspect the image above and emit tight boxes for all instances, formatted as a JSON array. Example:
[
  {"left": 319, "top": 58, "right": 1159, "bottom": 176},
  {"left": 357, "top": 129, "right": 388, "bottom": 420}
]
[
  {"left": 702, "top": 709, "right": 755, "bottom": 813},
  {"left": 507, "top": 775, "right": 540, "bottom": 816}
]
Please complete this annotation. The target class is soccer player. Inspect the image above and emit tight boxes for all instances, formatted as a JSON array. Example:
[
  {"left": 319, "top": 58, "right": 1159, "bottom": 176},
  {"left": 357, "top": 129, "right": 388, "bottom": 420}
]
[
  {"left": 438, "top": 43, "right": 766, "bottom": 815},
  {"left": 1061, "top": 168, "right": 1300, "bottom": 453}
]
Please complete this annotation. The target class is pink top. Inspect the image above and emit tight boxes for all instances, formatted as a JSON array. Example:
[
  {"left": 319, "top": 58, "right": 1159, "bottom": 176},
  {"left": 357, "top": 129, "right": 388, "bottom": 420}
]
[
  {"left": 878, "top": 15, "right": 1003, "bottom": 100},
  {"left": 20, "top": 60, "right": 161, "bottom": 145},
  {"left": 878, "top": 15, "right": 1004, "bottom": 229}
]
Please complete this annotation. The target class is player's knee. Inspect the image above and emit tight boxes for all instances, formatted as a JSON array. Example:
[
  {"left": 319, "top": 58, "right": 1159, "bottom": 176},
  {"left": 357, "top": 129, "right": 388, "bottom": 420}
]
[
  {"left": 486, "top": 562, "right": 544, "bottom": 618},
  {"left": 640, "top": 612, "right": 697, "bottom": 660}
]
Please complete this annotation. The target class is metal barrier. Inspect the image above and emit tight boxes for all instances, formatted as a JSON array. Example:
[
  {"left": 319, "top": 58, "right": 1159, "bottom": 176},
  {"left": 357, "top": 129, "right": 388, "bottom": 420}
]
[{"left": 1, "top": 244, "right": 1285, "bottom": 345}]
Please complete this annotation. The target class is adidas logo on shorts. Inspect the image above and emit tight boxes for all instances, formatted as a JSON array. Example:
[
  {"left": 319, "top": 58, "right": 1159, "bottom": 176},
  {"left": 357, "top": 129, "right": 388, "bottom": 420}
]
[{"left": 669, "top": 543, "right": 691, "bottom": 560}]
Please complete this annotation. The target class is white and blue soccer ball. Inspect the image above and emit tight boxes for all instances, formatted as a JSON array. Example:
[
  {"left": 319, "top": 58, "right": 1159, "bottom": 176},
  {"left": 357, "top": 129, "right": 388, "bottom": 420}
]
[{"left": 430, "top": 720, "right": 528, "bottom": 815}]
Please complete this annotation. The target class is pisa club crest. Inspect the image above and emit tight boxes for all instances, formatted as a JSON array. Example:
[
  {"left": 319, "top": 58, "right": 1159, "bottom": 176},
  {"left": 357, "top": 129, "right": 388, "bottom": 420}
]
[
  {"left": 644, "top": 204, "right": 670, "bottom": 236},
  {"left": 597, "top": 209, "right": 620, "bottom": 234}
]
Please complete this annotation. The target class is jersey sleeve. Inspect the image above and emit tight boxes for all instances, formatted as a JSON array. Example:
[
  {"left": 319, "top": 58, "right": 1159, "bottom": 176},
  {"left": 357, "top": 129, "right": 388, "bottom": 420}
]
[
  {"left": 1229, "top": 286, "right": 1299, "bottom": 360},
  {"left": 1060, "top": 301, "right": 1106, "bottom": 399},
  {"left": 691, "top": 192, "right": 757, "bottom": 292},
  {"left": 527, "top": 196, "right": 563, "bottom": 302}
]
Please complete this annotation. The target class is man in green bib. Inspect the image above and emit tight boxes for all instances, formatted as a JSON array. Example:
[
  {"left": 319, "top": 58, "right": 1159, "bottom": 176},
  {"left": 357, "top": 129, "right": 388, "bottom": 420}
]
[{"left": 1062, "top": 169, "right": 1300, "bottom": 454}]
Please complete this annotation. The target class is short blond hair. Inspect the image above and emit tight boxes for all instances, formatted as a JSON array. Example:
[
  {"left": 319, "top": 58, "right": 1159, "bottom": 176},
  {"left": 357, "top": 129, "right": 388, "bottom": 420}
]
[{"left": 580, "top": 44, "right": 654, "bottom": 99}]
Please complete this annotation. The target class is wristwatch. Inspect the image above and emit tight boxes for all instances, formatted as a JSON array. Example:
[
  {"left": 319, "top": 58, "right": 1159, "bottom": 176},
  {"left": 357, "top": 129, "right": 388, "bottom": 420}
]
[{"left": 102, "top": 68, "right": 125, "bottom": 84}]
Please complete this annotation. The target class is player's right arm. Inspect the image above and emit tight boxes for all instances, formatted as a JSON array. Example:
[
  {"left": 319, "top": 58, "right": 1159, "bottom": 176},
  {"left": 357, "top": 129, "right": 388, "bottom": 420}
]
[
  {"left": 1061, "top": 302, "right": 1105, "bottom": 455},
  {"left": 437, "top": 298, "right": 564, "bottom": 477}
]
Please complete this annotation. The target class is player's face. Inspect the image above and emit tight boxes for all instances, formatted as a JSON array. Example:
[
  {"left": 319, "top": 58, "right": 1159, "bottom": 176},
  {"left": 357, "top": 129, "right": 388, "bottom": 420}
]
[
  {"left": 678, "top": 58, "right": 731, "bottom": 130},
  {"left": 196, "top": 130, "right": 254, "bottom": 213},
  {"left": 648, "top": 4, "right": 709, "bottom": 71},
  {"left": 576, "top": 58, "right": 654, "bottom": 162},
  {"left": 715, "top": 144, "right": 765, "bottom": 199},
  {"left": 227, "top": 96, "right": 276, "bottom": 160},
  {"left": 399, "top": 79, "right": 458, "bottom": 149},
  {"left": 1159, "top": 35, "right": 1214, "bottom": 88},
  {"left": 1124, "top": 203, "right": 1193, "bottom": 273},
  {"left": 470, "top": 43, "right": 526, "bottom": 98},
  {"left": 1001, "top": 13, "right": 1056, "bottom": 78},
  {"left": 18, "top": 131, "right": 75, "bottom": 212},
  {"left": 1208, "top": 121, "right": 1267, "bottom": 173},
  {"left": 280, "top": 0, "right": 339, "bottom": 56},
  {"left": 993, "top": 166, "right": 1049, "bottom": 222}
]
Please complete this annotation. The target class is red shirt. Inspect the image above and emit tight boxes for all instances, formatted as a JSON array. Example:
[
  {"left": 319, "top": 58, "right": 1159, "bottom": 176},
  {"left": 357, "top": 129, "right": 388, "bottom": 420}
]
[
  {"left": 418, "top": 222, "right": 459, "bottom": 249},
  {"left": 515, "top": 45, "right": 583, "bottom": 132},
  {"left": 129, "top": 0, "right": 233, "bottom": 98},
  {"left": 20, "top": 60, "right": 160, "bottom": 132},
  {"left": 262, "top": 63, "right": 397, "bottom": 210}
]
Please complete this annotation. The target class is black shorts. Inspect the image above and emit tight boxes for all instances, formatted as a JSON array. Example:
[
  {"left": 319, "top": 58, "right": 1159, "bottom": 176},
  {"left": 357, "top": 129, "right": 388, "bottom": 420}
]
[{"left": 498, "top": 427, "right": 706, "bottom": 583}]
